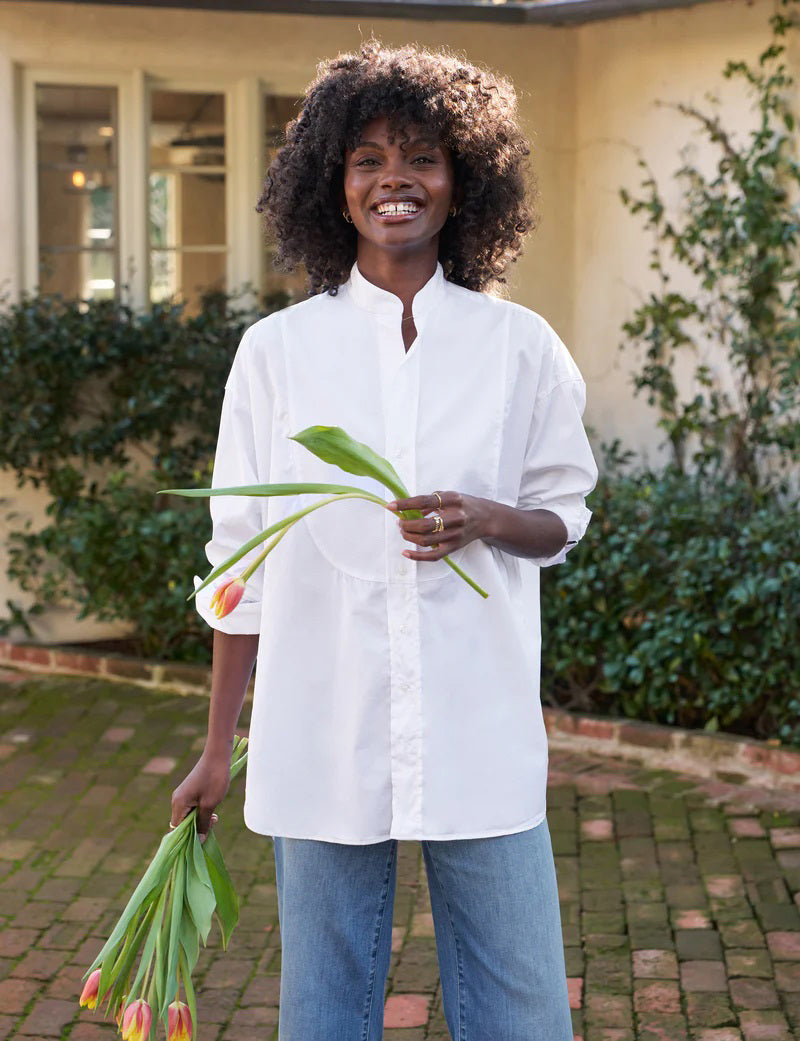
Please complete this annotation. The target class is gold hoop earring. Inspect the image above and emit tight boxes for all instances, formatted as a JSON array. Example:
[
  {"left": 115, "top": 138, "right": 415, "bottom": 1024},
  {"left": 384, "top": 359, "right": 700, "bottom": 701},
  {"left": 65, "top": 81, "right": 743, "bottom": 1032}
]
[
  {"left": 342, "top": 210, "right": 353, "bottom": 223},
  {"left": 449, "top": 205, "right": 458, "bottom": 218}
]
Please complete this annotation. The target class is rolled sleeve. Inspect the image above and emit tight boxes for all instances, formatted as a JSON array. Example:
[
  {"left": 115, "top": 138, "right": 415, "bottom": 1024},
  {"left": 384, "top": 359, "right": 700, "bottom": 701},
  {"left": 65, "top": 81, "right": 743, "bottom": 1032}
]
[
  {"left": 517, "top": 374, "right": 598, "bottom": 568},
  {"left": 193, "top": 327, "right": 269, "bottom": 634}
]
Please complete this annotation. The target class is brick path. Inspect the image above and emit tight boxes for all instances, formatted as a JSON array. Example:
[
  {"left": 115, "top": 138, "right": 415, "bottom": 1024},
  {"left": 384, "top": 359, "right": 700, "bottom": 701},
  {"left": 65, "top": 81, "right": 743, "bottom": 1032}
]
[{"left": 2, "top": 673, "right": 800, "bottom": 1041}]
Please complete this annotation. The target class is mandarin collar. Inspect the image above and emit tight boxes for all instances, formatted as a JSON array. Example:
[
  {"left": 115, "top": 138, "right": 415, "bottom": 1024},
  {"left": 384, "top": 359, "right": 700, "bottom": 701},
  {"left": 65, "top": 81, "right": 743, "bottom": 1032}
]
[{"left": 345, "top": 261, "right": 446, "bottom": 319}]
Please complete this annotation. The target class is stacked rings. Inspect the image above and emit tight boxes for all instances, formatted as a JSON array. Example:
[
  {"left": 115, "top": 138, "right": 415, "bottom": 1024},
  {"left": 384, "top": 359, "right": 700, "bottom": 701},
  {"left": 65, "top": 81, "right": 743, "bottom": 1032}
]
[{"left": 432, "top": 514, "right": 445, "bottom": 534}]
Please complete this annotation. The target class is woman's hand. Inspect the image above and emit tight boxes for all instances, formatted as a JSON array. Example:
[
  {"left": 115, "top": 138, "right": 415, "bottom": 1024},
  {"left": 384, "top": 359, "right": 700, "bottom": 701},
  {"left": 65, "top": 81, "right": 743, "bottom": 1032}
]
[
  {"left": 389, "top": 491, "right": 494, "bottom": 562},
  {"left": 388, "top": 491, "right": 569, "bottom": 562},
  {"left": 170, "top": 745, "right": 231, "bottom": 840}
]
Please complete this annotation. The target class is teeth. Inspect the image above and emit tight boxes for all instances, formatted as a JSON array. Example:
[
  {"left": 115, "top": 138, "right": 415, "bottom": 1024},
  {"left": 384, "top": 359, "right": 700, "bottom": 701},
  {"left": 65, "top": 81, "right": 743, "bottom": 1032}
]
[{"left": 375, "top": 202, "right": 420, "bottom": 216}]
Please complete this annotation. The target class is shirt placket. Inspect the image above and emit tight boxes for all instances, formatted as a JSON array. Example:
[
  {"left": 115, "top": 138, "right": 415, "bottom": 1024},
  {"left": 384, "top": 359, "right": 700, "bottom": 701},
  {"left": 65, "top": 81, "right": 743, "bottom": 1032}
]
[{"left": 381, "top": 317, "right": 424, "bottom": 837}]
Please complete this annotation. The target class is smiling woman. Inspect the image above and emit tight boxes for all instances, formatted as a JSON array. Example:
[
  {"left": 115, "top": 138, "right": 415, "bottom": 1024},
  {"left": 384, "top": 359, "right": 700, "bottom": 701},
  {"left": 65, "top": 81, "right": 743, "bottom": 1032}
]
[{"left": 173, "top": 38, "right": 597, "bottom": 1041}]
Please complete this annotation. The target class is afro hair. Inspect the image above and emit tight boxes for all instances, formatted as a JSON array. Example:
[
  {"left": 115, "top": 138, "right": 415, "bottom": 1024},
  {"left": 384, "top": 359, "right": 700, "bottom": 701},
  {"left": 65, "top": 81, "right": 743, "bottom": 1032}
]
[{"left": 256, "top": 40, "right": 535, "bottom": 296}]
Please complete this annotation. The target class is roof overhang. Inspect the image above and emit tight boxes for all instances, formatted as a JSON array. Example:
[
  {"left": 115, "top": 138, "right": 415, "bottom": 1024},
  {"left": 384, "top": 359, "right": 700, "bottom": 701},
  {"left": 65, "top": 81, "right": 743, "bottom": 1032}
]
[{"left": 57, "top": 0, "right": 715, "bottom": 26}]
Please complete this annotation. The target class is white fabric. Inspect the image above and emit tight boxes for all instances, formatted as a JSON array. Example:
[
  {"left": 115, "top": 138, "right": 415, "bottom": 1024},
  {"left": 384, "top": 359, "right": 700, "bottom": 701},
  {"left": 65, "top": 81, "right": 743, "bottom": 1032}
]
[{"left": 195, "top": 261, "right": 598, "bottom": 843}]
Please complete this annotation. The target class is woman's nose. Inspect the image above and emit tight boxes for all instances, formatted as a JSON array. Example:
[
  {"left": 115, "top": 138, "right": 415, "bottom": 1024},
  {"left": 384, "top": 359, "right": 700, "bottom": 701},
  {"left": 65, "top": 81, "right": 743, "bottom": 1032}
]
[{"left": 380, "top": 161, "right": 412, "bottom": 189}]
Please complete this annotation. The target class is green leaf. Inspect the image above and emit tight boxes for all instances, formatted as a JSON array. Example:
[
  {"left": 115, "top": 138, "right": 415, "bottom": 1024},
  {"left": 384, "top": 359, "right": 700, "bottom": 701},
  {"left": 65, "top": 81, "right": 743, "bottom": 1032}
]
[
  {"left": 229, "top": 741, "right": 248, "bottom": 782},
  {"left": 178, "top": 947, "right": 197, "bottom": 1041},
  {"left": 291, "top": 426, "right": 410, "bottom": 500},
  {"left": 184, "top": 833, "right": 215, "bottom": 944},
  {"left": 99, "top": 896, "right": 156, "bottom": 1019},
  {"left": 159, "top": 481, "right": 369, "bottom": 498},
  {"left": 87, "top": 827, "right": 189, "bottom": 974},
  {"left": 154, "top": 891, "right": 167, "bottom": 1018},
  {"left": 160, "top": 858, "right": 186, "bottom": 1019},
  {"left": 129, "top": 882, "right": 168, "bottom": 999},
  {"left": 179, "top": 904, "right": 200, "bottom": 976},
  {"left": 202, "top": 830, "right": 239, "bottom": 950}
]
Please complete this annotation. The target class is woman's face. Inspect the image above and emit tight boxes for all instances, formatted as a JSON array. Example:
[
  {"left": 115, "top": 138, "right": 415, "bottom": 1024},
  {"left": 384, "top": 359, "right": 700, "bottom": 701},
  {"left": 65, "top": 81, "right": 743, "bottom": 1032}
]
[{"left": 343, "top": 116, "right": 455, "bottom": 261}]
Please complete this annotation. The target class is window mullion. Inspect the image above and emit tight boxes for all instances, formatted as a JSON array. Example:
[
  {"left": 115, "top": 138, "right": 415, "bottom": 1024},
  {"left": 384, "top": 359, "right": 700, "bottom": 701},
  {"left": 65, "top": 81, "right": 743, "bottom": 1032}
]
[
  {"left": 119, "top": 69, "right": 149, "bottom": 309},
  {"left": 229, "top": 77, "right": 264, "bottom": 309}
]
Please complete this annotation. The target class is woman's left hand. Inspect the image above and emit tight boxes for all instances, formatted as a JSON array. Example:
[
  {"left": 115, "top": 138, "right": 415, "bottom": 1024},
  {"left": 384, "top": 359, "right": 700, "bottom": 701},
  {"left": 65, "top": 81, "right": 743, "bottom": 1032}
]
[{"left": 389, "top": 491, "right": 494, "bottom": 562}]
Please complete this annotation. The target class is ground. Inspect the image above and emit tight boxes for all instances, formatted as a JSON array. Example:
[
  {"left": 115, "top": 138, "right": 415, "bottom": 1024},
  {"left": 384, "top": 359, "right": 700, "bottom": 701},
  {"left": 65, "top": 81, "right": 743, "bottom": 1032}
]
[{"left": 1, "top": 674, "right": 800, "bottom": 1041}]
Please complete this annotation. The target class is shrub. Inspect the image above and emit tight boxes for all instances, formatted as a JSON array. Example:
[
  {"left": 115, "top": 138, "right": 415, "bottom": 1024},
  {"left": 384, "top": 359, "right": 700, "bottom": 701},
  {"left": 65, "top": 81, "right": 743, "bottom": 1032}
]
[
  {"left": 619, "top": 0, "right": 800, "bottom": 491},
  {"left": 541, "top": 458, "right": 800, "bottom": 745},
  {"left": 0, "top": 289, "right": 287, "bottom": 660}
]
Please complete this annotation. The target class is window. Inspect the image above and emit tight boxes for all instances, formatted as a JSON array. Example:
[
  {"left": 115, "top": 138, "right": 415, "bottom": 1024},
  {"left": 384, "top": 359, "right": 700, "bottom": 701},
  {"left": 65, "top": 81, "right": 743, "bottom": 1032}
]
[
  {"left": 35, "top": 84, "right": 119, "bottom": 300},
  {"left": 23, "top": 72, "right": 304, "bottom": 310},
  {"left": 149, "top": 89, "right": 227, "bottom": 311}
]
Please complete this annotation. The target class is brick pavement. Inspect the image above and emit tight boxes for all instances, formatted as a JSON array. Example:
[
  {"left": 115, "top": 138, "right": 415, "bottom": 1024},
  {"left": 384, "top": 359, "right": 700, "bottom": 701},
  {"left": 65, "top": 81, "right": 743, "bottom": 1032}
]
[{"left": 2, "top": 674, "right": 800, "bottom": 1040}]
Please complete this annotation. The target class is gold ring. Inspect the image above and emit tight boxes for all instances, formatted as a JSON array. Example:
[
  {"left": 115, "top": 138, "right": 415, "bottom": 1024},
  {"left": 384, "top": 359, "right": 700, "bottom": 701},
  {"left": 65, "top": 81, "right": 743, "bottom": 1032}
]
[
  {"left": 433, "top": 491, "right": 443, "bottom": 509},
  {"left": 432, "top": 514, "right": 444, "bottom": 534},
  {"left": 168, "top": 823, "right": 176, "bottom": 830}
]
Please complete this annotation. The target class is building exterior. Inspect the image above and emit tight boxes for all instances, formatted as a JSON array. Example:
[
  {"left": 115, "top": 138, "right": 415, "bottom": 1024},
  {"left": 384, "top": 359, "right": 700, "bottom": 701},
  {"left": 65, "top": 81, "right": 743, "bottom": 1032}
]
[{"left": 0, "top": 0, "right": 787, "bottom": 639}]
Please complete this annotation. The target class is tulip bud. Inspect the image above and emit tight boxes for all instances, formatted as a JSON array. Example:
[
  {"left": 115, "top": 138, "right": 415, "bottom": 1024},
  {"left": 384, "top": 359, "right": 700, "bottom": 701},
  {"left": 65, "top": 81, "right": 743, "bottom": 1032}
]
[
  {"left": 78, "top": 968, "right": 102, "bottom": 1010},
  {"left": 210, "top": 576, "right": 246, "bottom": 619},
  {"left": 167, "top": 999, "right": 193, "bottom": 1041},
  {"left": 120, "top": 999, "right": 152, "bottom": 1041}
]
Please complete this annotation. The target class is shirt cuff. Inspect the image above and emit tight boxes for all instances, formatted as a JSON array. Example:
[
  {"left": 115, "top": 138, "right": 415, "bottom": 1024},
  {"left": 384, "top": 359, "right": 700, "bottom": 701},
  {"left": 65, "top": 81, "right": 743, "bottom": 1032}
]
[
  {"left": 528, "top": 500, "right": 592, "bottom": 568},
  {"left": 193, "top": 574, "right": 262, "bottom": 634}
]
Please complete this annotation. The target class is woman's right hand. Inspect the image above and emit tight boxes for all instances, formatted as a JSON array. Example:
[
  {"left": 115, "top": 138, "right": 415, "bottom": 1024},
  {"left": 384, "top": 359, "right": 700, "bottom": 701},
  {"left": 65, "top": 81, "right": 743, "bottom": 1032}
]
[{"left": 171, "top": 745, "right": 232, "bottom": 840}]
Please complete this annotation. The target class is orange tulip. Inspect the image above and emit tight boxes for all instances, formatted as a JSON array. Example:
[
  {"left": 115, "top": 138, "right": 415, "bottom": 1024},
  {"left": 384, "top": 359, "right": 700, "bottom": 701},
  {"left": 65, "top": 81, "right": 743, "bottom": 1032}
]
[
  {"left": 167, "top": 1000, "right": 193, "bottom": 1041},
  {"left": 78, "top": 968, "right": 102, "bottom": 1010},
  {"left": 120, "top": 999, "right": 152, "bottom": 1041},
  {"left": 210, "top": 576, "right": 246, "bottom": 618}
]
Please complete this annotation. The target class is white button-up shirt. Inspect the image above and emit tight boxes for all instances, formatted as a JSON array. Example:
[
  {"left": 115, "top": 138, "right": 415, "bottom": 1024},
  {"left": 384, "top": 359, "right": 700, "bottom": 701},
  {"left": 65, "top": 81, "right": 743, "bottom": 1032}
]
[{"left": 195, "top": 262, "right": 597, "bottom": 843}]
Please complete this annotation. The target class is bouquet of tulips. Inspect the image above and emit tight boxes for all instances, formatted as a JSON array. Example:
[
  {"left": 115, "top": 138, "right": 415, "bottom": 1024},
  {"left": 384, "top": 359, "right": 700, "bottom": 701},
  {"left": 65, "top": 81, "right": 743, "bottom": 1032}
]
[
  {"left": 78, "top": 737, "right": 248, "bottom": 1040},
  {"left": 165, "top": 424, "right": 488, "bottom": 616}
]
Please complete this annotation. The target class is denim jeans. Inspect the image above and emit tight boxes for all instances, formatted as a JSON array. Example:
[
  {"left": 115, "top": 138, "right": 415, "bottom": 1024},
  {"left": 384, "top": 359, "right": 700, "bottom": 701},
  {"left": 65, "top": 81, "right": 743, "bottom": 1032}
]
[{"left": 272, "top": 819, "right": 572, "bottom": 1041}]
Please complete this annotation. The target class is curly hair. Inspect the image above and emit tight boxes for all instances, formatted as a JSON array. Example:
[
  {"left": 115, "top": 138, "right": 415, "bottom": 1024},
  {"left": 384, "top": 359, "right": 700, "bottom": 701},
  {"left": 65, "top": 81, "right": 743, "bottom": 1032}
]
[{"left": 256, "top": 40, "right": 535, "bottom": 296}]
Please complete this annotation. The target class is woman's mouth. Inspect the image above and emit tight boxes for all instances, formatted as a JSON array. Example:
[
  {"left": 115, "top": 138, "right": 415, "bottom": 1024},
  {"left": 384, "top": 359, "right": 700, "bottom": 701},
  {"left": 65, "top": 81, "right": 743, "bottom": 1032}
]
[{"left": 371, "top": 201, "right": 423, "bottom": 221}]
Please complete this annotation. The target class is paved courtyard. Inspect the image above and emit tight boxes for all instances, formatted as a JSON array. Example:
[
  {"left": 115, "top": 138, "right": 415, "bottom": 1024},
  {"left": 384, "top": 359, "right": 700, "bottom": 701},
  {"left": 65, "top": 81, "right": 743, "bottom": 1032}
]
[{"left": 2, "top": 673, "right": 800, "bottom": 1041}]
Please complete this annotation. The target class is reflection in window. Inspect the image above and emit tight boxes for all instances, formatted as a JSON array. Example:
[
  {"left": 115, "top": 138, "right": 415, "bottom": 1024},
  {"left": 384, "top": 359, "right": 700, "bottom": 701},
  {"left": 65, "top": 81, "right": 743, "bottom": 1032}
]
[
  {"left": 149, "top": 89, "right": 227, "bottom": 312},
  {"left": 36, "top": 84, "right": 118, "bottom": 299}
]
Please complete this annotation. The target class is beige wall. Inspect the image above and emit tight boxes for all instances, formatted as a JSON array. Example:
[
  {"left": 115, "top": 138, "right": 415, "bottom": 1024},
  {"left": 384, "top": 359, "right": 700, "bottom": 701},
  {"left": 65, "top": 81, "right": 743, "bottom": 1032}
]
[
  {"left": 0, "top": 0, "right": 785, "bottom": 640},
  {"left": 573, "top": 0, "right": 780, "bottom": 462}
]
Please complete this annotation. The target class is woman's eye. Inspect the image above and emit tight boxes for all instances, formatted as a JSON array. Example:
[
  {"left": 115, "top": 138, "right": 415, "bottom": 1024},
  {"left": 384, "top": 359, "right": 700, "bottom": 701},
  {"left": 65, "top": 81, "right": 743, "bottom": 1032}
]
[
  {"left": 355, "top": 157, "right": 379, "bottom": 167},
  {"left": 413, "top": 155, "right": 435, "bottom": 164}
]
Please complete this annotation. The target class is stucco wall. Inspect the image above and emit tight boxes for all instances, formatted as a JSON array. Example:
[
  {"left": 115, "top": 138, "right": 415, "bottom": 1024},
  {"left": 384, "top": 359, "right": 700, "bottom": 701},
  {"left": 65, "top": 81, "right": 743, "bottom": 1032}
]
[
  {"left": 573, "top": 0, "right": 782, "bottom": 460},
  {"left": 0, "top": 0, "right": 787, "bottom": 640}
]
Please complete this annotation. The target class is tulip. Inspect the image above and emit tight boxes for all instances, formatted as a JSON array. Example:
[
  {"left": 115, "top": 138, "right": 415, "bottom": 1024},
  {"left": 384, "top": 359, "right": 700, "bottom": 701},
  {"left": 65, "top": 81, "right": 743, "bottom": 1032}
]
[
  {"left": 210, "top": 575, "right": 246, "bottom": 618},
  {"left": 167, "top": 1000, "right": 193, "bottom": 1041},
  {"left": 120, "top": 999, "right": 152, "bottom": 1041},
  {"left": 78, "top": 968, "right": 102, "bottom": 1010}
]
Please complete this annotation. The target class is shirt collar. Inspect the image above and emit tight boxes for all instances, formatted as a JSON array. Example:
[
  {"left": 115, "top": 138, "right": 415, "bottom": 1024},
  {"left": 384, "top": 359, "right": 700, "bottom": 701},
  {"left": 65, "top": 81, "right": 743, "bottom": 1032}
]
[{"left": 345, "top": 260, "right": 446, "bottom": 319}]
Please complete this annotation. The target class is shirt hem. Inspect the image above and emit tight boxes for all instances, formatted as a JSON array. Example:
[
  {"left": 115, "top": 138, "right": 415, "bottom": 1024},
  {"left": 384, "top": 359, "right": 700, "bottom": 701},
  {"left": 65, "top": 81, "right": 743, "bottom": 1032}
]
[{"left": 244, "top": 810, "right": 547, "bottom": 845}]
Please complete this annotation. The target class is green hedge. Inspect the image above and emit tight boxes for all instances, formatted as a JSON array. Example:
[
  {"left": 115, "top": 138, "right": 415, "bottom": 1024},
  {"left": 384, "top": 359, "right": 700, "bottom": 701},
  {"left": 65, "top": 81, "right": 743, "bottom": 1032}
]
[
  {"left": 541, "top": 461, "right": 800, "bottom": 745},
  {"left": 0, "top": 290, "right": 286, "bottom": 660}
]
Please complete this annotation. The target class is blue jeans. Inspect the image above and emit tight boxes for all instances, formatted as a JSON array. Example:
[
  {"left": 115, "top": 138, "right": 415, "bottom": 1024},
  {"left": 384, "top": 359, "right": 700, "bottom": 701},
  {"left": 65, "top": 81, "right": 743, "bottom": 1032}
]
[{"left": 273, "top": 820, "right": 572, "bottom": 1041}]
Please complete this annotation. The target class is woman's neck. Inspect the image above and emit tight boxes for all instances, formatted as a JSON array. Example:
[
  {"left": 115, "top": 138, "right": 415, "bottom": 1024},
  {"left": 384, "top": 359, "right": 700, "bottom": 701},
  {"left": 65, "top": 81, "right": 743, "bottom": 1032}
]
[{"left": 355, "top": 244, "right": 438, "bottom": 318}]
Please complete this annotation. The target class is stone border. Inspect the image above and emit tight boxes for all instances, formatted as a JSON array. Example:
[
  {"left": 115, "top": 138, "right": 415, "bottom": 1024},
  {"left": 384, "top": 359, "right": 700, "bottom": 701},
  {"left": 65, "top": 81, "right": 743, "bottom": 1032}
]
[
  {"left": 543, "top": 707, "right": 800, "bottom": 793},
  {"left": 0, "top": 637, "right": 212, "bottom": 697},
  {"left": 2, "top": 637, "right": 799, "bottom": 791}
]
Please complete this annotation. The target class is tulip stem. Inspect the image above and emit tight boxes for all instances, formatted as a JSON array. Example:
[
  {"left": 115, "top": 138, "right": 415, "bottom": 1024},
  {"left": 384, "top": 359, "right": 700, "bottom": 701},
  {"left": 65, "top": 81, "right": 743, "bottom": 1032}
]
[
  {"left": 230, "top": 491, "right": 488, "bottom": 598},
  {"left": 239, "top": 520, "right": 293, "bottom": 581}
]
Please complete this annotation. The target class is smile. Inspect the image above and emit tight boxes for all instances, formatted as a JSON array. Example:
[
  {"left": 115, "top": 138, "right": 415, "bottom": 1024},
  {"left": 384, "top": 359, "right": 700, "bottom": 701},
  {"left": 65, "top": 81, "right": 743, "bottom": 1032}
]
[{"left": 373, "top": 201, "right": 422, "bottom": 217}]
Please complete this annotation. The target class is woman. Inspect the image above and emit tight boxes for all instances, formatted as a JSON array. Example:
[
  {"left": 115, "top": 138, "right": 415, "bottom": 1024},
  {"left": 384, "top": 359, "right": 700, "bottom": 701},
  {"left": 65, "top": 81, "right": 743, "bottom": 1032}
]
[{"left": 171, "top": 41, "right": 597, "bottom": 1041}]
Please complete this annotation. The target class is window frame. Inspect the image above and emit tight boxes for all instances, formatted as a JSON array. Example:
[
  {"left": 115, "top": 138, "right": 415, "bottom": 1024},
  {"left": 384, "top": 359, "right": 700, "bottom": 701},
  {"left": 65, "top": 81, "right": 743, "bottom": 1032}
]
[{"left": 21, "top": 67, "right": 268, "bottom": 309}]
